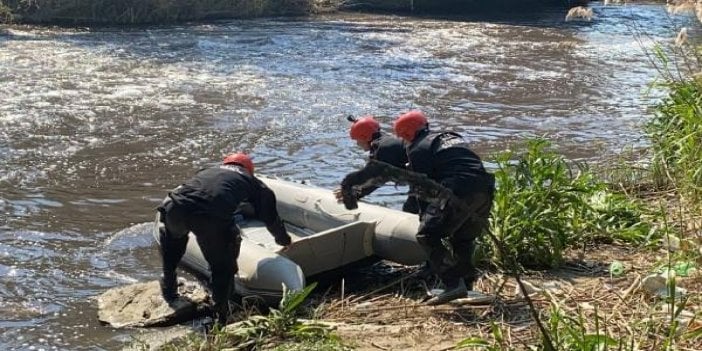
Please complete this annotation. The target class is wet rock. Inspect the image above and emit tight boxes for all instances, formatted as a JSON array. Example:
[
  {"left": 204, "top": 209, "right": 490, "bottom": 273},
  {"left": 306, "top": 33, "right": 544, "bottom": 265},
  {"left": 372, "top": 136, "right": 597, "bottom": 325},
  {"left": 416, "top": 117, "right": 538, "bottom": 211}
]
[{"left": 97, "top": 279, "right": 209, "bottom": 328}]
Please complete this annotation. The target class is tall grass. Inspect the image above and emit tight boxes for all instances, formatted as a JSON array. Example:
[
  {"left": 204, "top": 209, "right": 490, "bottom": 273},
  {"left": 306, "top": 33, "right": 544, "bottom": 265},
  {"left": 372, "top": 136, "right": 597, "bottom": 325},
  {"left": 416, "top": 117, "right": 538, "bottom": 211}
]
[
  {"left": 487, "top": 139, "right": 654, "bottom": 269},
  {"left": 645, "top": 73, "right": 702, "bottom": 210}
]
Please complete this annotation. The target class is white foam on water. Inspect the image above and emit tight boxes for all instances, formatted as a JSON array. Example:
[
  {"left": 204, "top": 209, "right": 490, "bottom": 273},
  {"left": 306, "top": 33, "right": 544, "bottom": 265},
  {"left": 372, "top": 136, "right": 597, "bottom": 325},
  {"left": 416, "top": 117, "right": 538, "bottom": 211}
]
[{"left": 103, "top": 271, "right": 139, "bottom": 284}]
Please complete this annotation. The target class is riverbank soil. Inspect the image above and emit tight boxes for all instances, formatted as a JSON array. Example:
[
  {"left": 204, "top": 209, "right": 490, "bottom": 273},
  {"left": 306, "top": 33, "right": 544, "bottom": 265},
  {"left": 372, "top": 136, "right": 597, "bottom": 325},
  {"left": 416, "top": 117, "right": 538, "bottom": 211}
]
[{"left": 310, "top": 244, "right": 702, "bottom": 350}]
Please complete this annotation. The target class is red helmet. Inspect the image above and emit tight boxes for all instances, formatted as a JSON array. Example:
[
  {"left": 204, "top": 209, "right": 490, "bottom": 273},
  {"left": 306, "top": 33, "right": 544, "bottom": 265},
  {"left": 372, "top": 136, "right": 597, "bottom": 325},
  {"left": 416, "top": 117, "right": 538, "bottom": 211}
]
[
  {"left": 349, "top": 115, "right": 380, "bottom": 142},
  {"left": 222, "top": 153, "right": 254, "bottom": 174},
  {"left": 393, "top": 110, "right": 428, "bottom": 142}
]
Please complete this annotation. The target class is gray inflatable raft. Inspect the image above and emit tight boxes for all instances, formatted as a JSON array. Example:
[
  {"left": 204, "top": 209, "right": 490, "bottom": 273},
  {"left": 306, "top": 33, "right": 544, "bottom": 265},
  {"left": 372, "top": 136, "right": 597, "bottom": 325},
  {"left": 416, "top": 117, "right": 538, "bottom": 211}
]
[{"left": 153, "top": 176, "right": 426, "bottom": 303}]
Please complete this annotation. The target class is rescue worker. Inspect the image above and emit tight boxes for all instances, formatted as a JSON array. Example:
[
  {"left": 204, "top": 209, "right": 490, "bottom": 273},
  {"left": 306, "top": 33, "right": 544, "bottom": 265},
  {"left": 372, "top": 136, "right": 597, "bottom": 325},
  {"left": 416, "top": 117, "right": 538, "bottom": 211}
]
[
  {"left": 393, "top": 110, "right": 495, "bottom": 305},
  {"left": 157, "top": 153, "right": 291, "bottom": 324},
  {"left": 335, "top": 115, "right": 419, "bottom": 213}
]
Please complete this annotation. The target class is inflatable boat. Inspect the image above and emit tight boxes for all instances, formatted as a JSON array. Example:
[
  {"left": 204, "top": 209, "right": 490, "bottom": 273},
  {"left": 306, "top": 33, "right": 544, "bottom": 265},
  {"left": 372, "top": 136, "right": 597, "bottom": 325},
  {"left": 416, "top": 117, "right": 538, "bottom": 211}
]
[{"left": 153, "top": 176, "right": 426, "bottom": 304}]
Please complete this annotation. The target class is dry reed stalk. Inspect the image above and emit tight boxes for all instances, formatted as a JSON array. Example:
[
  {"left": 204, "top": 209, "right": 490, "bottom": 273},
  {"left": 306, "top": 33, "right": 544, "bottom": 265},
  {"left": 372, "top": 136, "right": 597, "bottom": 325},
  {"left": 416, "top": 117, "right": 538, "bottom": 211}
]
[
  {"left": 612, "top": 273, "right": 642, "bottom": 310},
  {"left": 320, "top": 243, "right": 701, "bottom": 350}
]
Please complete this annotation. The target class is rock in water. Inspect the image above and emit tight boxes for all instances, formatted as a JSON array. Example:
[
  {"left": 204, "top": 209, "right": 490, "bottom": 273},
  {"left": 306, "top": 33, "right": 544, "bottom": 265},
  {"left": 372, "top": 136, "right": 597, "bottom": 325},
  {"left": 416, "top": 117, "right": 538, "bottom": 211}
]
[{"left": 97, "top": 279, "right": 209, "bottom": 328}]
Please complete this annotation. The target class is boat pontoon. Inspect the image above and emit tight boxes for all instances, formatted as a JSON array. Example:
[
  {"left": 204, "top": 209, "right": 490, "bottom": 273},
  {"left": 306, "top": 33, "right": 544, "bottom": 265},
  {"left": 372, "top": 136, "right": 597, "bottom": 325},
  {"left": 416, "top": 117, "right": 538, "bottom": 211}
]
[{"left": 153, "top": 176, "right": 426, "bottom": 303}]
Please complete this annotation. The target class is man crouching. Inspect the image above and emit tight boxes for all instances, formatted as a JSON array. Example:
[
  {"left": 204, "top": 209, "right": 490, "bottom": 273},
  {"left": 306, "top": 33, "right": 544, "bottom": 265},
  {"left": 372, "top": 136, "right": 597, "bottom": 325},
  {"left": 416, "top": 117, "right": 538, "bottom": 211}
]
[{"left": 157, "top": 153, "right": 291, "bottom": 325}]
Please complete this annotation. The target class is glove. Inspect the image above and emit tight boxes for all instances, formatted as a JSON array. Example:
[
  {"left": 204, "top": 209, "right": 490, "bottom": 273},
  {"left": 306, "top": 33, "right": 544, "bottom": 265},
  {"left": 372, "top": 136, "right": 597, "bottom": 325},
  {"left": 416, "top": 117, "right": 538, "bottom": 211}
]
[
  {"left": 341, "top": 186, "right": 359, "bottom": 210},
  {"left": 275, "top": 234, "right": 292, "bottom": 247}
]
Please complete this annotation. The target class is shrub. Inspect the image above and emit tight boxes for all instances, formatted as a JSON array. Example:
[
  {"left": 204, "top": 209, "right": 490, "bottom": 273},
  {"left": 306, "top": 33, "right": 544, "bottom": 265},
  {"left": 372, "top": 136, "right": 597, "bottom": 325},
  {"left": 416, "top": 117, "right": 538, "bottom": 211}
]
[{"left": 487, "top": 139, "right": 653, "bottom": 269}]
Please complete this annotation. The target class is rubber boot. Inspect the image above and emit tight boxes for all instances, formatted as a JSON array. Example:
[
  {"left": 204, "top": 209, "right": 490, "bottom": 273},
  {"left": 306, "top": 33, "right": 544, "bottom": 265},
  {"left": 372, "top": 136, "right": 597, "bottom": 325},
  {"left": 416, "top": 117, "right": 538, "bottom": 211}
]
[
  {"left": 425, "top": 278, "right": 468, "bottom": 306},
  {"left": 160, "top": 273, "right": 178, "bottom": 302},
  {"left": 159, "top": 227, "right": 187, "bottom": 302}
]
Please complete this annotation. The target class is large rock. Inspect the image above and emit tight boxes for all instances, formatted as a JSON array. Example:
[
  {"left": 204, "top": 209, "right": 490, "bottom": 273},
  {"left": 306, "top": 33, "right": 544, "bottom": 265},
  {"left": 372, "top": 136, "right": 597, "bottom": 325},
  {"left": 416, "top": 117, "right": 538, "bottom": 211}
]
[{"left": 97, "top": 279, "right": 210, "bottom": 328}]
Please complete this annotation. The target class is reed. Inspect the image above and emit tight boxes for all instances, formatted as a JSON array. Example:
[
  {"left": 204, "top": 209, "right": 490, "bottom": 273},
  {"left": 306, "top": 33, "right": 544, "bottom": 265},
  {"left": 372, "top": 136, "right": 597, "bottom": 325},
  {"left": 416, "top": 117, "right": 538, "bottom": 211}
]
[
  {"left": 646, "top": 78, "right": 702, "bottom": 212},
  {"left": 641, "top": 22, "right": 702, "bottom": 213}
]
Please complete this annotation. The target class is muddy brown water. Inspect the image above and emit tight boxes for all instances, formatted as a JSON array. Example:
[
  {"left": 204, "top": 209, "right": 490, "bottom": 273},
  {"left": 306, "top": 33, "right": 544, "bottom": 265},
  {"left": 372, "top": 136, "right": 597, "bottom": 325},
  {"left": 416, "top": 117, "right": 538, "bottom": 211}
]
[{"left": 0, "top": 2, "right": 698, "bottom": 350}]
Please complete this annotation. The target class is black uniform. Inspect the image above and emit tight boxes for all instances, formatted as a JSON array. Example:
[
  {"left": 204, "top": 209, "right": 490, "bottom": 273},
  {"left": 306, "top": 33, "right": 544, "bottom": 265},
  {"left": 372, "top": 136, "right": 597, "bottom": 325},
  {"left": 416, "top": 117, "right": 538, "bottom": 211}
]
[
  {"left": 406, "top": 129, "right": 494, "bottom": 290},
  {"left": 157, "top": 164, "right": 290, "bottom": 323},
  {"left": 341, "top": 133, "right": 419, "bottom": 213}
]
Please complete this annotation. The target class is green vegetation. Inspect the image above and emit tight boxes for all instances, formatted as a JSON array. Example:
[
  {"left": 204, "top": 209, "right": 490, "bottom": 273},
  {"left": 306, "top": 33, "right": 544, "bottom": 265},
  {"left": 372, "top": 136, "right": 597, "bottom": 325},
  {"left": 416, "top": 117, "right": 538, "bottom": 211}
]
[
  {"left": 487, "top": 139, "right": 654, "bottom": 269},
  {"left": 646, "top": 46, "right": 702, "bottom": 210},
  {"left": 470, "top": 140, "right": 690, "bottom": 350},
  {"left": 158, "top": 282, "right": 352, "bottom": 351}
]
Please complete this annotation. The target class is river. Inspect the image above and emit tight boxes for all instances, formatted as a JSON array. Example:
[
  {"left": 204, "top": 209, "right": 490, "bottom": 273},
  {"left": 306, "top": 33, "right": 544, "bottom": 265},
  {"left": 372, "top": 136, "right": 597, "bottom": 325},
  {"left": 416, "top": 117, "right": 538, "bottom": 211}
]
[{"left": 0, "top": 2, "right": 697, "bottom": 350}]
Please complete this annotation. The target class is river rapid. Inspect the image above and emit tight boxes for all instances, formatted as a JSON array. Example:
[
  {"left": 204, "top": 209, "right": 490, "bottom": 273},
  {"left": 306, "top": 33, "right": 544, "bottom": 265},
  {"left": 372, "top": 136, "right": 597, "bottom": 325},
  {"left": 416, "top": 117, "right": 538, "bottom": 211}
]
[{"left": 0, "top": 2, "right": 697, "bottom": 350}]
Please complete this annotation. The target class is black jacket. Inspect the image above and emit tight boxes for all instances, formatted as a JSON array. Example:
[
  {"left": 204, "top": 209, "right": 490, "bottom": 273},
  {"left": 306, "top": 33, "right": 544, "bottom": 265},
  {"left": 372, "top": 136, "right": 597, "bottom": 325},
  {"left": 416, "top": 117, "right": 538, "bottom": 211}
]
[
  {"left": 406, "top": 129, "right": 493, "bottom": 199},
  {"left": 341, "top": 133, "right": 407, "bottom": 196},
  {"left": 169, "top": 165, "right": 290, "bottom": 245},
  {"left": 340, "top": 134, "right": 420, "bottom": 213}
]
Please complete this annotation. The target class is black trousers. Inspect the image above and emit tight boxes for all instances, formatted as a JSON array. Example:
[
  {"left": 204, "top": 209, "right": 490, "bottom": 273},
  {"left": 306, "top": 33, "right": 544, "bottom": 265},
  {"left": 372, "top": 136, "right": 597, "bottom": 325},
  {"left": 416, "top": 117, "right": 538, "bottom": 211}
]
[
  {"left": 415, "top": 189, "right": 493, "bottom": 289},
  {"left": 158, "top": 198, "right": 241, "bottom": 323}
]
